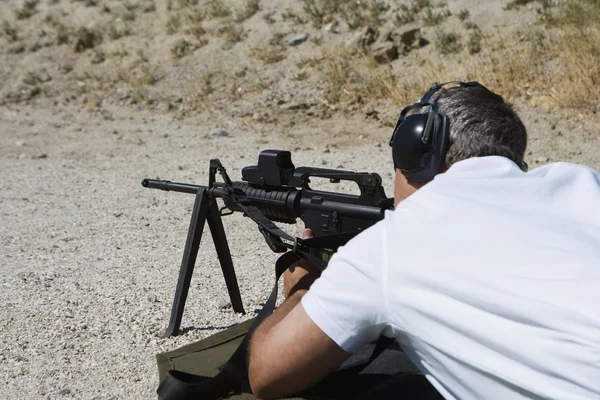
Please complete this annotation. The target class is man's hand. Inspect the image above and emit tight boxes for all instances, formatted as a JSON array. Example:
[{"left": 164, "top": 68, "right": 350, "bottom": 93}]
[{"left": 283, "top": 229, "right": 321, "bottom": 298}]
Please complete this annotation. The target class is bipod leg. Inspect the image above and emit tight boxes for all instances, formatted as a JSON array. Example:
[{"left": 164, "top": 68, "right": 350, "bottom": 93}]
[
  {"left": 162, "top": 188, "right": 210, "bottom": 338},
  {"left": 207, "top": 201, "right": 245, "bottom": 314}
]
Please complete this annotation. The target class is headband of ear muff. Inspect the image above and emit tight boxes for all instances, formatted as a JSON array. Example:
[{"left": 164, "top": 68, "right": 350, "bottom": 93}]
[{"left": 389, "top": 81, "right": 481, "bottom": 182}]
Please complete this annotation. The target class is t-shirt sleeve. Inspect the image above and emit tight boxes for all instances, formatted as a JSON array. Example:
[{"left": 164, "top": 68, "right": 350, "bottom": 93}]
[{"left": 301, "top": 219, "right": 389, "bottom": 353}]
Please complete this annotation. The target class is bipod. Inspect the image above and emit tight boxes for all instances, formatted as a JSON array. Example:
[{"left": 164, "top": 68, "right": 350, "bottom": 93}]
[{"left": 162, "top": 161, "right": 244, "bottom": 338}]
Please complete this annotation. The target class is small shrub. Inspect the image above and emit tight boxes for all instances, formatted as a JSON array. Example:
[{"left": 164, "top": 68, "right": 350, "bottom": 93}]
[
  {"left": 301, "top": 0, "right": 387, "bottom": 30},
  {"left": 23, "top": 71, "right": 42, "bottom": 85},
  {"left": 457, "top": 8, "right": 470, "bottom": 21},
  {"left": 209, "top": 0, "right": 231, "bottom": 18},
  {"left": 91, "top": 48, "right": 106, "bottom": 64},
  {"left": 216, "top": 23, "right": 246, "bottom": 43},
  {"left": 55, "top": 22, "right": 71, "bottom": 44},
  {"left": 121, "top": 10, "right": 136, "bottom": 21},
  {"left": 301, "top": 0, "right": 341, "bottom": 28},
  {"left": 124, "top": 1, "right": 138, "bottom": 11},
  {"left": 505, "top": 0, "right": 535, "bottom": 11},
  {"left": 170, "top": 38, "right": 190, "bottom": 58},
  {"left": 166, "top": 14, "right": 181, "bottom": 34},
  {"left": 367, "top": 0, "right": 389, "bottom": 25},
  {"left": 74, "top": 27, "right": 103, "bottom": 52},
  {"left": 182, "top": 7, "right": 204, "bottom": 24},
  {"left": 137, "top": 49, "right": 149, "bottom": 62},
  {"left": 29, "top": 42, "right": 42, "bottom": 52},
  {"left": 395, "top": 0, "right": 431, "bottom": 25},
  {"left": 281, "top": 9, "right": 306, "bottom": 24},
  {"left": 15, "top": 0, "right": 39, "bottom": 20},
  {"left": 467, "top": 28, "right": 482, "bottom": 54},
  {"left": 269, "top": 32, "right": 286, "bottom": 47},
  {"left": 263, "top": 11, "right": 276, "bottom": 24},
  {"left": 422, "top": 7, "right": 449, "bottom": 26},
  {"left": 435, "top": 30, "right": 461, "bottom": 54},
  {"left": 201, "top": 70, "right": 216, "bottom": 95},
  {"left": 292, "top": 71, "right": 309, "bottom": 81},
  {"left": 107, "top": 23, "right": 130, "bottom": 40},
  {"left": 236, "top": 0, "right": 260, "bottom": 22},
  {"left": 463, "top": 20, "right": 478, "bottom": 29},
  {"left": 249, "top": 44, "right": 286, "bottom": 64},
  {"left": 311, "top": 35, "right": 323, "bottom": 45},
  {"left": 186, "top": 25, "right": 206, "bottom": 39},
  {"left": 558, "top": 0, "right": 600, "bottom": 27},
  {"left": 2, "top": 21, "right": 19, "bottom": 42}
]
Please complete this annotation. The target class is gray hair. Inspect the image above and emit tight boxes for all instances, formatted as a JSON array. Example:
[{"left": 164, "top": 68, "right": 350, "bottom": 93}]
[{"left": 430, "top": 84, "right": 528, "bottom": 169}]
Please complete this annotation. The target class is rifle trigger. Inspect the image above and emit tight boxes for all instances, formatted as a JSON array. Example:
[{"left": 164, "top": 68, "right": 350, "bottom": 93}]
[{"left": 219, "top": 206, "right": 234, "bottom": 217}]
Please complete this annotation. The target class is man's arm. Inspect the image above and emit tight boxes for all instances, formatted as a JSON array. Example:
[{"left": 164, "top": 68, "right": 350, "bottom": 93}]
[
  {"left": 248, "top": 229, "right": 351, "bottom": 399},
  {"left": 248, "top": 223, "right": 388, "bottom": 399},
  {"left": 248, "top": 289, "right": 350, "bottom": 399}
]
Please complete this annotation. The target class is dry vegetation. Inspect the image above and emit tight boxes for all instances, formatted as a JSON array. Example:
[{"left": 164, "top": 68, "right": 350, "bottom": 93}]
[{"left": 0, "top": 0, "right": 599, "bottom": 115}]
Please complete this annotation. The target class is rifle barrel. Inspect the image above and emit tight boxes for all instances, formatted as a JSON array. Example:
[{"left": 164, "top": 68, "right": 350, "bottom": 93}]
[{"left": 141, "top": 179, "right": 206, "bottom": 194}]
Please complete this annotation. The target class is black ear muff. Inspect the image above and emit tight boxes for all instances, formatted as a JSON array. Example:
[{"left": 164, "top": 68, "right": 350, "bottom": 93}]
[
  {"left": 389, "top": 81, "right": 469, "bottom": 182},
  {"left": 392, "top": 113, "right": 449, "bottom": 182},
  {"left": 391, "top": 114, "right": 430, "bottom": 171}
]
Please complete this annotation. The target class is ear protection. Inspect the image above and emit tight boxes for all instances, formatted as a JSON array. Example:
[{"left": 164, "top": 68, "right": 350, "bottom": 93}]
[{"left": 389, "top": 81, "right": 483, "bottom": 182}]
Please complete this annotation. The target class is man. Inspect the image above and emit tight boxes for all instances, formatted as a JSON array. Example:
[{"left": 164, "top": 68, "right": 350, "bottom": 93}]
[{"left": 248, "top": 82, "right": 600, "bottom": 399}]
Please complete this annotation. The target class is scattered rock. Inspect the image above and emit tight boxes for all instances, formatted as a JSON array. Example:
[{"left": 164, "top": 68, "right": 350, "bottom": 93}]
[
  {"left": 283, "top": 102, "right": 310, "bottom": 111},
  {"left": 365, "top": 109, "right": 380, "bottom": 119},
  {"left": 324, "top": 20, "right": 339, "bottom": 33},
  {"left": 372, "top": 41, "right": 398, "bottom": 64},
  {"left": 142, "top": 1, "right": 156, "bottom": 13},
  {"left": 212, "top": 129, "right": 229, "bottom": 137},
  {"left": 74, "top": 27, "right": 102, "bottom": 52},
  {"left": 59, "top": 64, "right": 74, "bottom": 74},
  {"left": 15, "top": 140, "right": 26, "bottom": 147},
  {"left": 400, "top": 28, "right": 424, "bottom": 49},
  {"left": 170, "top": 38, "right": 190, "bottom": 58},
  {"left": 385, "top": 28, "right": 429, "bottom": 53},
  {"left": 34, "top": 154, "right": 48, "bottom": 159},
  {"left": 4, "top": 85, "right": 41, "bottom": 103},
  {"left": 147, "top": 294, "right": 157, "bottom": 303},
  {"left": 7, "top": 43, "right": 26, "bottom": 54},
  {"left": 86, "top": 96, "right": 102, "bottom": 110},
  {"left": 535, "top": 156, "right": 550, "bottom": 163},
  {"left": 357, "top": 26, "right": 379, "bottom": 50},
  {"left": 219, "top": 301, "right": 232, "bottom": 310},
  {"left": 288, "top": 33, "right": 309, "bottom": 46}
]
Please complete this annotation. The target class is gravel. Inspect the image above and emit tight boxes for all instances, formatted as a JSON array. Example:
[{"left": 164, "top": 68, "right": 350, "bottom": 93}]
[{"left": 1, "top": 101, "right": 598, "bottom": 399}]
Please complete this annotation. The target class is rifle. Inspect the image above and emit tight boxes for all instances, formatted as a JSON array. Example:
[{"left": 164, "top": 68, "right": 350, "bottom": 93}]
[{"left": 142, "top": 149, "right": 393, "bottom": 337}]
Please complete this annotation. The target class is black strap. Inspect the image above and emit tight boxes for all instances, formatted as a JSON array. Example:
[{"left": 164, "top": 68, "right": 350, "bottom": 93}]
[
  {"left": 158, "top": 252, "right": 299, "bottom": 400},
  {"left": 223, "top": 186, "right": 340, "bottom": 272}
]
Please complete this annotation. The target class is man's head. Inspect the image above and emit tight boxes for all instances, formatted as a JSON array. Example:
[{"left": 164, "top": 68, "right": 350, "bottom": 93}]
[{"left": 392, "top": 82, "right": 528, "bottom": 204}]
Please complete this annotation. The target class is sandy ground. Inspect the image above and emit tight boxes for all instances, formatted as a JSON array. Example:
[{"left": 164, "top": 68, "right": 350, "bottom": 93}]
[
  {"left": 0, "top": 101, "right": 397, "bottom": 399},
  {"left": 1, "top": 97, "right": 598, "bottom": 399}
]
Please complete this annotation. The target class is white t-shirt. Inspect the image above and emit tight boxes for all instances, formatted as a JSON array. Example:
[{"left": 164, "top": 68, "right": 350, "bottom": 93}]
[{"left": 302, "top": 156, "right": 600, "bottom": 400}]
